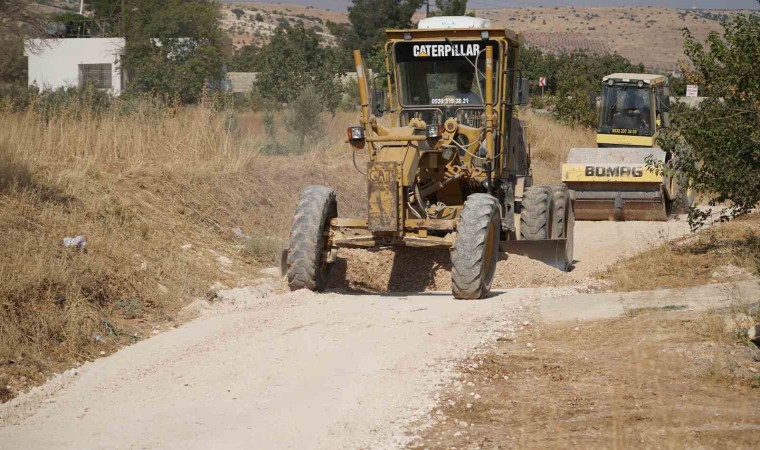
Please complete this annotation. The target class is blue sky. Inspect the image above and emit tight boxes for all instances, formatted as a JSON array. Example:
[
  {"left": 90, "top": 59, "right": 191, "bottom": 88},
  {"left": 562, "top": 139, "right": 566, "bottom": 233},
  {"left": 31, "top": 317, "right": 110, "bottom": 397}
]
[{"left": 225, "top": 1, "right": 759, "bottom": 11}]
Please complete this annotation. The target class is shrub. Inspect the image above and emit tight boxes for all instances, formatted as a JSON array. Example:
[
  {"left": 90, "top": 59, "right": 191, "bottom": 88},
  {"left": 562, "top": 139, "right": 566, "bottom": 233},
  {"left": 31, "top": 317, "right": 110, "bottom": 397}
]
[
  {"left": 254, "top": 24, "right": 343, "bottom": 111},
  {"left": 553, "top": 51, "right": 644, "bottom": 127},
  {"left": 657, "top": 11, "right": 760, "bottom": 226},
  {"left": 284, "top": 86, "right": 325, "bottom": 148}
]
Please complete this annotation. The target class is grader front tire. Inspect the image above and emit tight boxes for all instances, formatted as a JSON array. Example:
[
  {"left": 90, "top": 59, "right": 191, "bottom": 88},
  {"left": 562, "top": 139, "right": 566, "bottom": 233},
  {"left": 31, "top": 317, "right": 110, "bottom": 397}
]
[
  {"left": 286, "top": 186, "right": 337, "bottom": 292},
  {"left": 451, "top": 194, "right": 501, "bottom": 300}
]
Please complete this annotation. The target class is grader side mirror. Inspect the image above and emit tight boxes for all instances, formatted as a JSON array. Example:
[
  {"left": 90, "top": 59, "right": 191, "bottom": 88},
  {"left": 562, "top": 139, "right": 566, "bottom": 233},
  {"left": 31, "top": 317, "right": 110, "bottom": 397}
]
[
  {"left": 372, "top": 89, "right": 386, "bottom": 117},
  {"left": 516, "top": 78, "right": 529, "bottom": 105},
  {"left": 372, "top": 73, "right": 387, "bottom": 117},
  {"left": 588, "top": 92, "right": 597, "bottom": 110}
]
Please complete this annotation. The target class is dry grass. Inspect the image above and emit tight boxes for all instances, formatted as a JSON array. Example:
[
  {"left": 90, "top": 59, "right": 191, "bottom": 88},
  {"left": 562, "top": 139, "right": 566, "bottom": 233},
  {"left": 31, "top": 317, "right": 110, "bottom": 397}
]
[
  {"left": 414, "top": 308, "right": 760, "bottom": 449},
  {"left": 692, "top": 285, "right": 760, "bottom": 347},
  {"left": 598, "top": 214, "right": 760, "bottom": 292},
  {"left": 523, "top": 109, "right": 596, "bottom": 185},
  {"left": 0, "top": 100, "right": 585, "bottom": 401},
  {"left": 0, "top": 98, "right": 365, "bottom": 400}
]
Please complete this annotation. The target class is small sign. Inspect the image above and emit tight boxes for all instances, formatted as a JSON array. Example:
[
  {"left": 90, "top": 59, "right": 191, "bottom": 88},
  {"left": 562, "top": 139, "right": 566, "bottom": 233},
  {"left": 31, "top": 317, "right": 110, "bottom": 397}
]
[
  {"left": 686, "top": 84, "right": 699, "bottom": 97},
  {"left": 539, "top": 76, "right": 547, "bottom": 87}
]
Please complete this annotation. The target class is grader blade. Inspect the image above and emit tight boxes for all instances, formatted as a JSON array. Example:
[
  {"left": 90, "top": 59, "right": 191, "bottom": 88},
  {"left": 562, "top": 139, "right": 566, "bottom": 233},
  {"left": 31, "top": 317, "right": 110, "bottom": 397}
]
[{"left": 500, "top": 239, "right": 571, "bottom": 272}]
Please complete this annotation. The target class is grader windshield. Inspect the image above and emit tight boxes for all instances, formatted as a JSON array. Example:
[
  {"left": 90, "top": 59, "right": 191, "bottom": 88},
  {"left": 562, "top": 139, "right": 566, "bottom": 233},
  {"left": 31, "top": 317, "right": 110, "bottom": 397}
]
[{"left": 395, "top": 40, "right": 500, "bottom": 111}]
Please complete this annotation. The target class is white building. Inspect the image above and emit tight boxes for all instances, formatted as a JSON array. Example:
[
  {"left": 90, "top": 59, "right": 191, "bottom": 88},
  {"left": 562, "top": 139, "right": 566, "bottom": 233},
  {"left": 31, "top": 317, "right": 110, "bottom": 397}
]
[{"left": 24, "top": 38, "right": 126, "bottom": 96}]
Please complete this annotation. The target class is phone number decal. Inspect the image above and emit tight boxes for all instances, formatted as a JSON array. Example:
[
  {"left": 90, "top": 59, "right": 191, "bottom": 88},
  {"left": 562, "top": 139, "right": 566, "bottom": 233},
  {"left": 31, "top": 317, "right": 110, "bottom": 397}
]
[
  {"left": 611, "top": 128, "right": 639, "bottom": 135},
  {"left": 431, "top": 97, "right": 470, "bottom": 105}
]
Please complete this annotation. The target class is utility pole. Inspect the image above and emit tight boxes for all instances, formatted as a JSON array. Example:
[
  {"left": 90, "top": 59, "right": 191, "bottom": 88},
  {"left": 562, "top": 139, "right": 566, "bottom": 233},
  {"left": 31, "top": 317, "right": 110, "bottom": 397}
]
[{"left": 79, "top": 0, "right": 84, "bottom": 15}]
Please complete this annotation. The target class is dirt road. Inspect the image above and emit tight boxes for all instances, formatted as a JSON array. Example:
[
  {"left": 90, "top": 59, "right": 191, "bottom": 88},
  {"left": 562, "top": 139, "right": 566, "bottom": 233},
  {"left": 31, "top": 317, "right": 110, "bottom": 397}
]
[{"left": 0, "top": 220, "right": 693, "bottom": 449}]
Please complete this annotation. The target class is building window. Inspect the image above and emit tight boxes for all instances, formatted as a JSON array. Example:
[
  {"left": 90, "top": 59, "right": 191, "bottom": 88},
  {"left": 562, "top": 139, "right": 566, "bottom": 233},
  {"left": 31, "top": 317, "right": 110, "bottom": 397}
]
[{"left": 78, "top": 63, "right": 112, "bottom": 89}]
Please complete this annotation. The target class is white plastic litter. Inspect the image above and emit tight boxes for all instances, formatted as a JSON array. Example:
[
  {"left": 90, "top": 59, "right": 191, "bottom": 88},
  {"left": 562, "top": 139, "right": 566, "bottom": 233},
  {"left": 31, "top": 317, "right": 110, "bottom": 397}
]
[{"left": 63, "top": 235, "right": 87, "bottom": 251}]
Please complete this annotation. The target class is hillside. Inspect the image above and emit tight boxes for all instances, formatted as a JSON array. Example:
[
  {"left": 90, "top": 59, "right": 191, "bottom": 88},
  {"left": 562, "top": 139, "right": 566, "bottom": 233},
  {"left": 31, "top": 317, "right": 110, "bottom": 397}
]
[
  {"left": 29, "top": 1, "right": 750, "bottom": 71},
  {"left": 474, "top": 6, "right": 745, "bottom": 72},
  {"left": 222, "top": 3, "right": 751, "bottom": 72},
  {"left": 222, "top": 1, "right": 346, "bottom": 47}
]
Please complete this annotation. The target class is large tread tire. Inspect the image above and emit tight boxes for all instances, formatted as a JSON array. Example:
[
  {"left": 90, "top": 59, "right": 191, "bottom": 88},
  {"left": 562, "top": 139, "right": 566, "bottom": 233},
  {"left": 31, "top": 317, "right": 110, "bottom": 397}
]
[
  {"left": 549, "top": 185, "right": 574, "bottom": 270},
  {"left": 286, "top": 186, "right": 337, "bottom": 292},
  {"left": 520, "top": 186, "right": 551, "bottom": 240},
  {"left": 451, "top": 194, "right": 501, "bottom": 300},
  {"left": 549, "top": 185, "right": 569, "bottom": 239}
]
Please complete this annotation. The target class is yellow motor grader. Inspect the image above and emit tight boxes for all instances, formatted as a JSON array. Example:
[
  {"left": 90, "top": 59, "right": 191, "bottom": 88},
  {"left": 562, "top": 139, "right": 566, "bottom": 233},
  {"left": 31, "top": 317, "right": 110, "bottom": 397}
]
[{"left": 284, "top": 16, "right": 574, "bottom": 299}]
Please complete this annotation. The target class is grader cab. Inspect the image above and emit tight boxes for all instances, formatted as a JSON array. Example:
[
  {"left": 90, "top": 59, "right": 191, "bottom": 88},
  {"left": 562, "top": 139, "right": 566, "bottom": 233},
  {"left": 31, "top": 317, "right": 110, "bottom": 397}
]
[{"left": 284, "top": 16, "right": 574, "bottom": 299}]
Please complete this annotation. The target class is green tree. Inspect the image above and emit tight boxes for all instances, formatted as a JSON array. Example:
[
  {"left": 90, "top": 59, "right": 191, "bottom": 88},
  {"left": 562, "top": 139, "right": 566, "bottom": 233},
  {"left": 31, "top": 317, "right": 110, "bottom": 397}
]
[
  {"left": 254, "top": 24, "right": 343, "bottom": 111},
  {"left": 0, "top": 0, "right": 46, "bottom": 35},
  {"left": 658, "top": 10, "right": 760, "bottom": 223},
  {"left": 332, "top": 0, "right": 422, "bottom": 70},
  {"left": 668, "top": 71, "right": 687, "bottom": 96},
  {"left": 86, "top": 0, "right": 123, "bottom": 36},
  {"left": 0, "top": 33, "right": 27, "bottom": 87},
  {"left": 0, "top": 0, "right": 47, "bottom": 90},
  {"left": 284, "top": 85, "right": 326, "bottom": 148},
  {"left": 518, "top": 46, "right": 559, "bottom": 94},
  {"left": 433, "top": 0, "right": 467, "bottom": 16},
  {"left": 50, "top": 12, "right": 94, "bottom": 37},
  {"left": 228, "top": 44, "right": 260, "bottom": 72},
  {"left": 120, "top": 0, "right": 226, "bottom": 103},
  {"left": 553, "top": 51, "right": 644, "bottom": 127},
  {"left": 325, "top": 20, "right": 356, "bottom": 70}
]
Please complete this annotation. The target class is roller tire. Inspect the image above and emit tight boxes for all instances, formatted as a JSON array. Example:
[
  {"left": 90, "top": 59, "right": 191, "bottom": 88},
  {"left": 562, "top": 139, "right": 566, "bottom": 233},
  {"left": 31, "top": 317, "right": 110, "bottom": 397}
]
[
  {"left": 549, "top": 185, "right": 574, "bottom": 270},
  {"left": 286, "top": 186, "right": 337, "bottom": 292},
  {"left": 451, "top": 194, "right": 501, "bottom": 300},
  {"left": 520, "top": 186, "right": 551, "bottom": 240}
]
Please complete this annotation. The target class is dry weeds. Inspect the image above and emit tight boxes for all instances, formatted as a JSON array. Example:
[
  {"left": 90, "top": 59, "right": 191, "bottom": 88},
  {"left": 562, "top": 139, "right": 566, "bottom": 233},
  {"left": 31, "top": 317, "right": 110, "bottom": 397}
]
[
  {"left": 414, "top": 308, "right": 760, "bottom": 449},
  {"left": 0, "top": 101, "right": 590, "bottom": 401},
  {"left": 0, "top": 100, "right": 364, "bottom": 400},
  {"left": 523, "top": 109, "right": 596, "bottom": 185},
  {"left": 598, "top": 214, "right": 760, "bottom": 292}
]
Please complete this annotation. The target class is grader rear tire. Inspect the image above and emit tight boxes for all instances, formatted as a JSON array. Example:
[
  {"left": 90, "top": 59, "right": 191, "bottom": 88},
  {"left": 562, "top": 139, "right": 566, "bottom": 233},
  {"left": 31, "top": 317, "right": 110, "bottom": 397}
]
[
  {"left": 286, "top": 186, "right": 337, "bottom": 292},
  {"left": 549, "top": 185, "right": 574, "bottom": 270},
  {"left": 520, "top": 186, "right": 551, "bottom": 240},
  {"left": 549, "top": 185, "right": 569, "bottom": 239},
  {"left": 451, "top": 194, "right": 501, "bottom": 300}
]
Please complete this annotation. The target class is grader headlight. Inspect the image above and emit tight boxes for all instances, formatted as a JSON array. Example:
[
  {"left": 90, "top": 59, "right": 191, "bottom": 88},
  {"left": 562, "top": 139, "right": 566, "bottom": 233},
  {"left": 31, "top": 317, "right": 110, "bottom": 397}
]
[
  {"left": 347, "top": 126, "right": 365, "bottom": 141},
  {"left": 426, "top": 124, "right": 442, "bottom": 139}
]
